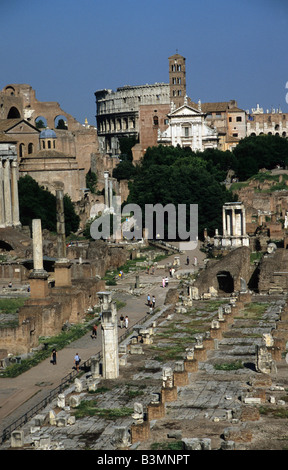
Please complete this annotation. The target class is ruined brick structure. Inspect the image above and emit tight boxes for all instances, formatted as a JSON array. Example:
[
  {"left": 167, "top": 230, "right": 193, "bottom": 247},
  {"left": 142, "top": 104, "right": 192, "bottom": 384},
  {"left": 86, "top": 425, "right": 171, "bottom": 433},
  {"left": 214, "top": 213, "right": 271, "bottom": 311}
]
[{"left": 0, "top": 84, "right": 100, "bottom": 201}]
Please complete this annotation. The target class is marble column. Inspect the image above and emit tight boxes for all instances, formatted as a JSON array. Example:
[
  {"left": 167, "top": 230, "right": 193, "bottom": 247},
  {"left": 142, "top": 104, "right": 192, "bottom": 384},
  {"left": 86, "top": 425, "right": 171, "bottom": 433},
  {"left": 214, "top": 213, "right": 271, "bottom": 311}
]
[
  {"left": 56, "top": 189, "right": 66, "bottom": 259},
  {"left": 54, "top": 189, "right": 72, "bottom": 287},
  {"left": 104, "top": 171, "right": 109, "bottom": 211},
  {"left": 109, "top": 178, "right": 113, "bottom": 213},
  {"left": 32, "top": 219, "right": 44, "bottom": 271},
  {"left": 0, "top": 161, "right": 4, "bottom": 227},
  {"left": 98, "top": 292, "right": 119, "bottom": 379},
  {"left": 11, "top": 160, "right": 20, "bottom": 226},
  {"left": 29, "top": 219, "right": 49, "bottom": 299},
  {"left": 3, "top": 159, "right": 12, "bottom": 226}
]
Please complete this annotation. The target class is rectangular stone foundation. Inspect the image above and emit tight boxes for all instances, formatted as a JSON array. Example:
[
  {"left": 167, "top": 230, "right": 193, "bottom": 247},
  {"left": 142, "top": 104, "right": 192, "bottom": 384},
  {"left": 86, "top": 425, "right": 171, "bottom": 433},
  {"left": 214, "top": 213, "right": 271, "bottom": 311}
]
[
  {"left": 268, "top": 346, "right": 282, "bottom": 361},
  {"left": 147, "top": 402, "right": 165, "bottom": 420},
  {"left": 29, "top": 278, "right": 49, "bottom": 299},
  {"left": 240, "top": 406, "right": 260, "bottom": 422},
  {"left": 204, "top": 338, "right": 214, "bottom": 350},
  {"left": 210, "top": 328, "right": 222, "bottom": 339},
  {"left": 194, "top": 348, "right": 206, "bottom": 361},
  {"left": 161, "top": 386, "right": 178, "bottom": 403},
  {"left": 173, "top": 370, "right": 189, "bottom": 386},
  {"left": 184, "top": 359, "right": 198, "bottom": 372},
  {"left": 131, "top": 421, "right": 150, "bottom": 443}
]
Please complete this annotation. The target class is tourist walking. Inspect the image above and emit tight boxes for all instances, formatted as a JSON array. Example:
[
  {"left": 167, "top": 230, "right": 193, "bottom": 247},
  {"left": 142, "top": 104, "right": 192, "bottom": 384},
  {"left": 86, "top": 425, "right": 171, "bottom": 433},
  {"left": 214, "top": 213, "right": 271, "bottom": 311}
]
[
  {"left": 147, "top": 294, "right": 151, "bottom": 306},
  {"left": 74, "top": 353, "right": 81, "bottom": 372},
  {"left": 125, "top": 315, "right": 129, "bottom": 329},
  {"left": 51, "top": 348, "right": 57, "bottom": 365},
  {"left": 152, "top": 296, "right": 156, "bottom": 309},
  {"left": 91, "top": 324, "right": 97, "bottom": 339},
  {"left": 162, "top": 277, "right": 166, "bottom": 288},
  {"left": 120, "top": 314, "right": 124, "bottom": 328}
]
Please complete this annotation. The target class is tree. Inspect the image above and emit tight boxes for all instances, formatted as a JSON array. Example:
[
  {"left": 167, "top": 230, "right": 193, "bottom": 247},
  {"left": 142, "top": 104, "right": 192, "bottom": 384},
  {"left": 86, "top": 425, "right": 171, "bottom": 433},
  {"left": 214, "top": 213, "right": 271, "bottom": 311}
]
[
  {"left": 18, "top": 175, "right": 79, "bottom": 235},
  {"left": 125, "top": 145, "right": 236, "bottom": 238},
  {"left": 232, "top": 134, "right": 288, "bottom": 181},
  {"left": 86, "top": 170, "right": 97, "bottom": 193}
]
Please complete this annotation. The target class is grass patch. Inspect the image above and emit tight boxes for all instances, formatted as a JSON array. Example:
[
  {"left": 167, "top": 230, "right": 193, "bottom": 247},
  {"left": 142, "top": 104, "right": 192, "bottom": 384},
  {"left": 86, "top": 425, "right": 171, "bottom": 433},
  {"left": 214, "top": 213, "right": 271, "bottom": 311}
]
[
  {"left": 239, "top": 302, "right": 268, "bottom": 319},
  {"left": 259, "top": 406, "right": 288, "bottom": 419},
  {"left": 150, "top": 441, "right": 183, "bottom": 450},
  {"left": 213, "top": 360, "right": 244, "bottom": 371},
  {"left": 73, "top": 400, "right": 133, "bottom": 420},
  {"left": 0, "top": 298, "right": 26, "bottom": 313}
]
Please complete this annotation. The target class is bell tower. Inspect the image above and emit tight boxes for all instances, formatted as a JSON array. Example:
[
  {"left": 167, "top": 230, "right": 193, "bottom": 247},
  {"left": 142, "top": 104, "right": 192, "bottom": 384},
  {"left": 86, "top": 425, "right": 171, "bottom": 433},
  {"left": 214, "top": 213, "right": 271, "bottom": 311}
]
[{"left": 168, "top": 53, "right": 186, "bottom": 109}]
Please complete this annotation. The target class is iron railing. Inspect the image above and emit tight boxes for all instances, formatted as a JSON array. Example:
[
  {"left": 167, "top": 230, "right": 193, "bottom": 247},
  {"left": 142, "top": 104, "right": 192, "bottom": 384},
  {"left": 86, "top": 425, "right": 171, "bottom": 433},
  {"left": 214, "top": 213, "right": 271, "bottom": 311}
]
[{"left": 1, "top": 312, "right": 151, "bottom": 444}]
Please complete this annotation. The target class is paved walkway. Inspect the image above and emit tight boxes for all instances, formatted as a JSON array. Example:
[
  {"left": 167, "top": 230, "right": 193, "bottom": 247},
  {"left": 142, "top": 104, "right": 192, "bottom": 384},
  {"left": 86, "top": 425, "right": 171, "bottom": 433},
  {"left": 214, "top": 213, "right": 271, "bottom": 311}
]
[{"left": 0, "top": 243, "right": 205, "bottom": 438}]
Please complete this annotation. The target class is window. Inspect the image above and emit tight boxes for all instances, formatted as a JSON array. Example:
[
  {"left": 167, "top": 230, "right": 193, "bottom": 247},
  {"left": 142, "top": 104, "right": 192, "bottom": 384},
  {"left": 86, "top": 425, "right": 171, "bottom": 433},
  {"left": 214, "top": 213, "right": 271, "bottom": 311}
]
[
  {"left": 229, "top": 117, "right": 232, "bottom": 122},
  {"left": 153, "top": 116, "right": 159, "bottom": 126},
  {"left": 184, "top": 127, "right": 189, "bottom": 137},
  {"left": 236, "top": 116, "right": 242, "bottom": 122}
]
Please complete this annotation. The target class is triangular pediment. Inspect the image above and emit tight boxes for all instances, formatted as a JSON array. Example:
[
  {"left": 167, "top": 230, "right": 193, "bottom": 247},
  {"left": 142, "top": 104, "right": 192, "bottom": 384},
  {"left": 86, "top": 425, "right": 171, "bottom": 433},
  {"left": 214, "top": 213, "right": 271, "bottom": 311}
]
[
  {"left": 169, "top": 104, "right": 202, "bottom": 117},
  {"left": 0, "top": 119, "right": 40, "bottom": 135}
]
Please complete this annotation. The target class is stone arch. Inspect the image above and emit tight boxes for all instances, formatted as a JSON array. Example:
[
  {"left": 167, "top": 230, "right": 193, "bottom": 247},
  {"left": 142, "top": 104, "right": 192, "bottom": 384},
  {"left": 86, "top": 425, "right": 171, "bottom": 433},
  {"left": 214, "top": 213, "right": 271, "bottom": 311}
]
[
  {"left": 28, "top": 143, "right": 34, "bottom": 154},
  {"left": 0, "top": 240, "right": 14, "bottom": 252},
  {"left": 216, "top": 270, "right": 234, "bottom": 293},
  {"left": 7, "top": 106, "right": 21, "bottom": 119},
  {"left": 55, "top": 115, "right": 68, "bottom": 130},
  {"left": 19, "top": 143, "right": 25, "bottom": 158},
  {"left": 4, "top": 85, "right": 16, "bottom": 95},
  {"left": 35, "top": 116, "right": 47, "bottom": 129}
]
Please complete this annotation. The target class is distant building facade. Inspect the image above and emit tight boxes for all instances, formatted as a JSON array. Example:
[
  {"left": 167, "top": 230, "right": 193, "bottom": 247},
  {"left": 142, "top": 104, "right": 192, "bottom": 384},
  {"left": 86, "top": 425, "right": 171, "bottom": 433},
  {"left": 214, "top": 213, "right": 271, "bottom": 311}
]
[
  {"left": 157, "top": 99, "right": 219, "bottom": 151},
  {"left": 95, "top": 53, "right": 249, "bottom": 157},
  {"left": 0, "top": 84, "right": 99, "bottom": 202},
  {"left": 246, "top": 104, "right": 288, "bottom": 138}
]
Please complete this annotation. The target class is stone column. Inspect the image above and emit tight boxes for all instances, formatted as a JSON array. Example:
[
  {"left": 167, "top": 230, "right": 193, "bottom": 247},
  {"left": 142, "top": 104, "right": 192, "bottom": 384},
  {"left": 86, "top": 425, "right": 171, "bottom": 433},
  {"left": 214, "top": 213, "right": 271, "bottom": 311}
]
[
  {"left": 98, "top": 291, "right": 119, "bottom": 379},
  {"left": 101, "top": 305, "right": 119, "bottom": 379},
  {"left": 109, "top": 178, "right": 113, "bottom": 213},
  {"left": 54, "top": 189, "right": 72, "bottom": 287},
  {"left": 3, "top": 159, "right": 12, "bottom": 226},
  {"left": 222, "top": 206, "right": 227, "bottom": 236},
  {"left": 32, "top": 219, "right": 44, "bottom": 271},
  {"left": 56, "top": 188, "right": 66, "bottom": 259},
  {"left": 11, "top": 160, "right": 20, "bottom": 226},
  {"left": 104, "top": 171, "right": 109, "bottom": 211},
  {"left": 29, "top": 219, "right": 49, "bottom": 299},
  {"left": 0, "top": 161, "right": 4, "bottom": 227}
]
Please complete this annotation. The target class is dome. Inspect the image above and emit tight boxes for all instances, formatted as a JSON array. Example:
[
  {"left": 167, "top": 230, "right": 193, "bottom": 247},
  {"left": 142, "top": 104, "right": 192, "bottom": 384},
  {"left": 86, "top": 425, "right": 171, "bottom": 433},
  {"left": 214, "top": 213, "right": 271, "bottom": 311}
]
[{"left": 39, "top": 128, "right": 57, "bottom": 139}]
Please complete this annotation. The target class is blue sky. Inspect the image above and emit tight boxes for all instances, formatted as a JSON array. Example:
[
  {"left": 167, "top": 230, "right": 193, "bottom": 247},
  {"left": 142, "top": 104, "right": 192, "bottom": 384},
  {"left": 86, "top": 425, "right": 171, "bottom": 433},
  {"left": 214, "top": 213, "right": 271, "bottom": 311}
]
[{"left": 1, "top": 0, "right": 288, "bottom": 125}]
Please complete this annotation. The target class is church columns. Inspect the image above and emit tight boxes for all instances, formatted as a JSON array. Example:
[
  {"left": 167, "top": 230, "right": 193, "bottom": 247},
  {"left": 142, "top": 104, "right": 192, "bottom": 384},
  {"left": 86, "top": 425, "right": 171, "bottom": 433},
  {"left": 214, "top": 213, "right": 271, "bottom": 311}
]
[
  {"left": 3, "top": 159, "right": 12, "bottom": 226},
  {"left": 0, "top": 157, "right": 21, "bottom": 227},
  {"left": 11, "top": 161, "right": 20, "bottom": 226}
]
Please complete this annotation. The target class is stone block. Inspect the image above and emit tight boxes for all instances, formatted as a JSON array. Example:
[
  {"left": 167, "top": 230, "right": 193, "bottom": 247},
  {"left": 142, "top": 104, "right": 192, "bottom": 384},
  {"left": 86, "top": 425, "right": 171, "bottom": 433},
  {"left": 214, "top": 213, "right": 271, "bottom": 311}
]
[
  {"left": 131, "top": 421, "right": 150, "bottom": 444},
  {"left": 182, "top": 438, "right": 211, "bottom": 450},
  {"left": 11, "top": 430, "right": 24, "bottom": 448},
  {"left": 194, "top": 348, "right": 207, "bottom": 361},
  {"left": 223, "top": 426, "right": 253, "bottom": 442},
  {"left": 33, "top": 413, "right": 46, "bottom": 426},
  {"left": 184, "top": 359, "right": 198, "bottom": 372},
  {"left": 240, "top": 406, "right": 260, "bottom": 421},
  {"left": 147, "top": 402, "right": 165, "bottom": 420},
  {"left": 130, "top": 344, "right": 144, "bottom": 355},
  {"left": 161, "top": 386, "right": 178, "bottom": 403},
  {"left": 173, "top": 370, "right": 189, "bottom": 387}
]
